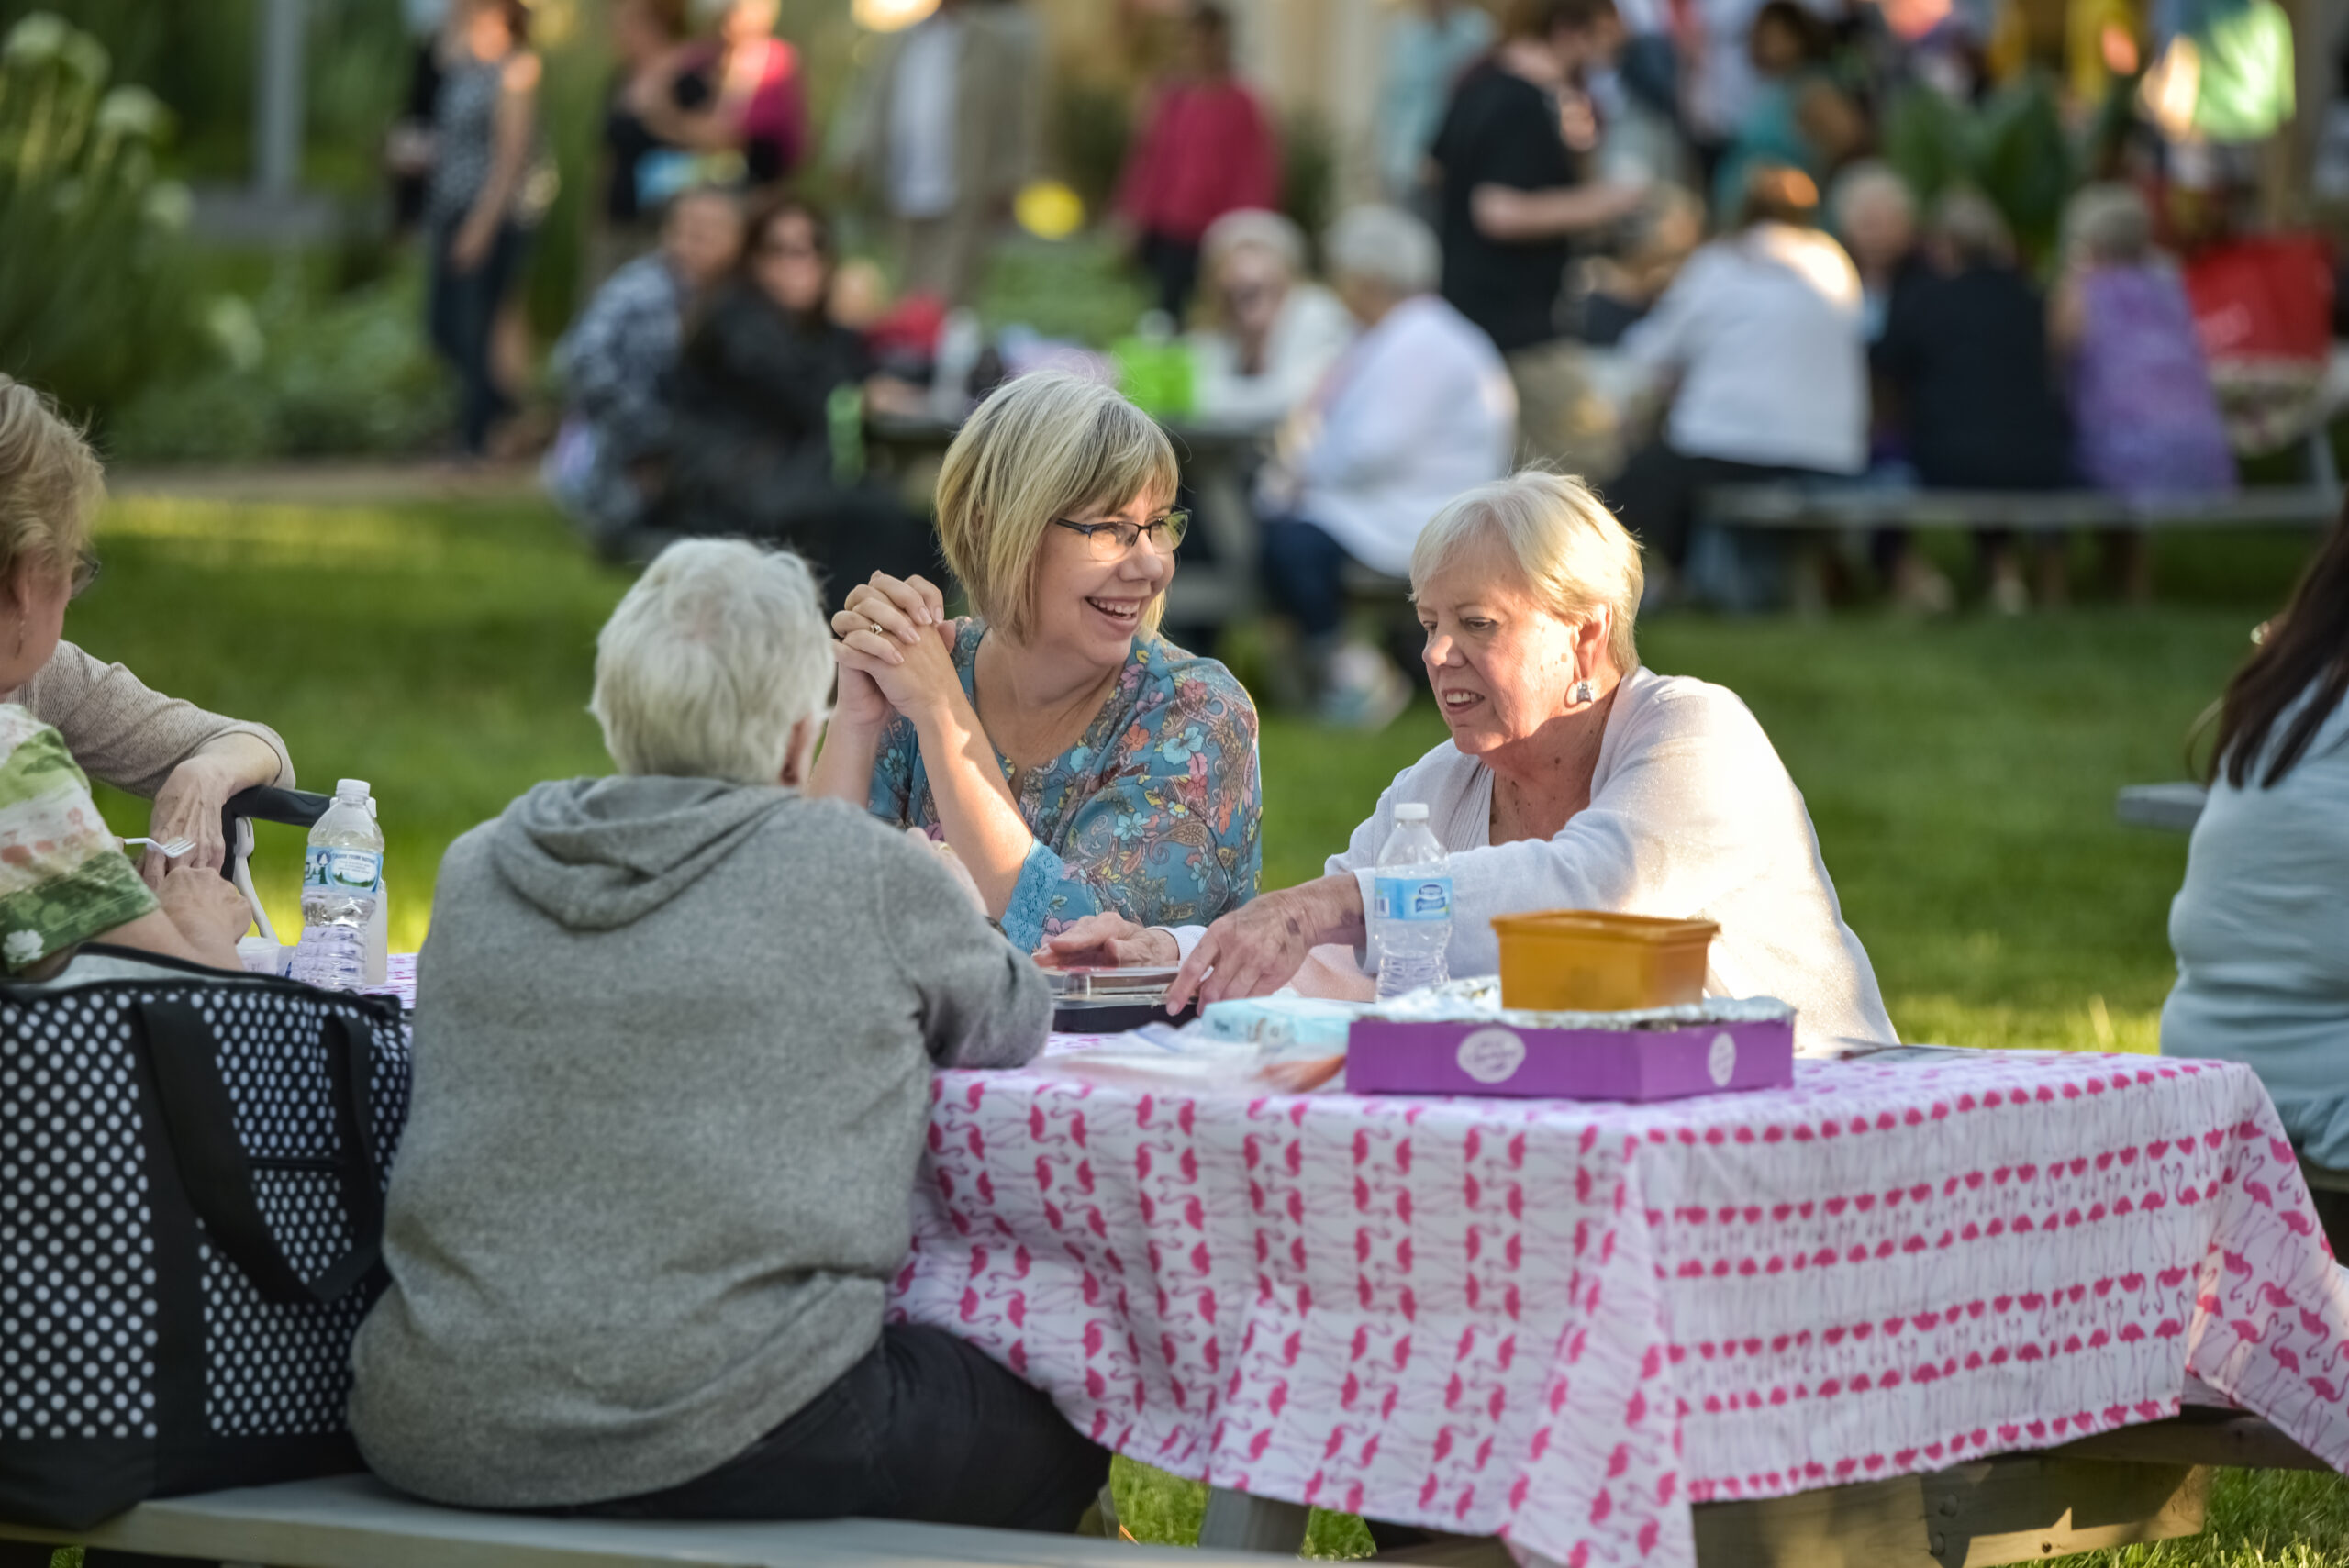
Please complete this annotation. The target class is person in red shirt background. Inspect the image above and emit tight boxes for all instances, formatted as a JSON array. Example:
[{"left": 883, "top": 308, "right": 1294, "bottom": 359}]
[{"left": 1114, "top": 3, "right": 1282, "bottom": 320}]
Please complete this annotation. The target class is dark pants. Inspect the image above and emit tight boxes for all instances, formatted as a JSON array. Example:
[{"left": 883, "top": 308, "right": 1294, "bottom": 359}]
[
  {"left": 565, "top": 1324, "right": 1108, "bottom": 1530},
  {"left": 1607, "top": 441, "right": 1830, "bottom": 568},
  {"left": 1138, "top": 230, "right": 1201, "bottom": 321},
  {"left": 1260, "top": 516, "right": 1353, "bottom": 639},
  {"left": 428, "top": 217, "right": 528, "bottom": 455}
]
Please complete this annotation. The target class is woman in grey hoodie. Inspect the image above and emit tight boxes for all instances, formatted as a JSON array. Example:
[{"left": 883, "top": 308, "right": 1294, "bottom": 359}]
[{"left": 351, "top": 539, "right": 1099, "bottom": 1529}]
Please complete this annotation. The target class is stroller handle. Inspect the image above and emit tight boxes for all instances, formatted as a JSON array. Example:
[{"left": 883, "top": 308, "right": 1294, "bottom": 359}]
[{"left": 219, "top": 786, "right": 333, "bottom": 944}]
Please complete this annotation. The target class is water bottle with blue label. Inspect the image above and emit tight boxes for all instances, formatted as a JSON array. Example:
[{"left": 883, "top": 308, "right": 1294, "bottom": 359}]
[
  {"left": 1372, "top": 801, "right": 1452, "bottom": 1000},
  {"left": 288, "top": 779, "right": 384, "bottom": 991}
]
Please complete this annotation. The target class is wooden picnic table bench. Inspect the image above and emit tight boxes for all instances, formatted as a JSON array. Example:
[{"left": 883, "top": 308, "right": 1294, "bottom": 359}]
[
  {"left": 1701, "top": 484, "right": 2343, "bottom": 534},
  {"left": 2116, "top": 782, "right": 2210, "bottom": 832},
  {"left": 1, "top": 1407, "right": 2325, "bottom": 1568}
]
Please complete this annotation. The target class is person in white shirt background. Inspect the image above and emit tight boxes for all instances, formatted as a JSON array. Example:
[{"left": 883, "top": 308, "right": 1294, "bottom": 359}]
[
  {"left": 1606, "top": 160, "right": 1865, "bottom": 591},
  {"left": 847, "top": 0, "right": 1040, "bottom": 306},
  {"left": 1252, "top": 204, "right": 1517, "bottom": 730},
  {"left": 1186, "top": 208, "right": 1356, "bottom": 428},
  {"left": 1046, "top": 469, "right": 1895, "bottom": 1057}
]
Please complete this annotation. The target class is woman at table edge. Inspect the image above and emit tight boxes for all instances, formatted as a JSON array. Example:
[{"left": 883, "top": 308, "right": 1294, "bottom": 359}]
[
  {"left": 0, "top": 376, "right": 278, "bottom": 974},
  {"left": 2162, "top": 506, "right": 2349, "bottom": 1217},
  {"left": 1052, "top": 467, "right": 1896, "bottom": 1055},
  {"left": 807, "top": 370, "right": 1262, "bottom": 952}
]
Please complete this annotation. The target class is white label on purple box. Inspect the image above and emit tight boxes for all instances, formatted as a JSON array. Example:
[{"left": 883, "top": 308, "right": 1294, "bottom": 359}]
[
  {"left": 1708, "top": 1030, "right": 1737, "bottom": 1086},
  {"left": 1455, "top": 1027, "right": 1527, "bottom": 1084}
]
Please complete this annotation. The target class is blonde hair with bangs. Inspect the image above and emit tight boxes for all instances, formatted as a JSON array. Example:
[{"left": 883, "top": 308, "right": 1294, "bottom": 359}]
[
  {"left": 0, "top": 375, "right": 103, "bottom": 585},
  {"left": 1411, "top": 471, "right": 1644, "bottom": 673},
  {"left": 934, "top": 372, "right": 1180, "bottom": 639}
]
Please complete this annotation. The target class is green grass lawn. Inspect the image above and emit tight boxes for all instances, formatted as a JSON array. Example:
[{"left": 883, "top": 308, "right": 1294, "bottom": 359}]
[{"left": 64, "top": 492, "right": 2349, "bottom": 1564}]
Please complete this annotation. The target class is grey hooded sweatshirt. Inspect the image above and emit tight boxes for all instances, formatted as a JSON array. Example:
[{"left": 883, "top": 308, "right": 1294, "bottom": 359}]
[{"left": 350, "top": 775, "right": 1050, "bottom": 1507}]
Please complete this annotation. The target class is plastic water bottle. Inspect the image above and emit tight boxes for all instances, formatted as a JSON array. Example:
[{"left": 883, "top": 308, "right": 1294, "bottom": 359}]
[
  {"left": 1372, "top": 802, "right": 1453, "bottom": 999},
  {"left": 288, "top": 779, "right": 384, "bottom": 992}
]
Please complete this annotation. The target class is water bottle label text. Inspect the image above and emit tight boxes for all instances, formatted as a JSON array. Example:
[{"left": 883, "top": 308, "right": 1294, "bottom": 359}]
[
  {"left": 1374, "top": 874, "right": 1453, "bottom": 923},
  {"left": 304, "top": 846, "right": 383, "bottom": 895}
]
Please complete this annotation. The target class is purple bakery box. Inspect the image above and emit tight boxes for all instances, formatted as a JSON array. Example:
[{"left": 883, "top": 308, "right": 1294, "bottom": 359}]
[{"left": 1345, "top": 1010, "right": 1796, "bottom": 1101}]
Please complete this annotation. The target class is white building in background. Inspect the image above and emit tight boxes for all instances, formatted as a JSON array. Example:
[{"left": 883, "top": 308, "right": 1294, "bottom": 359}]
[{"left": 1224, "top": 0, "right": 1390, "bottom": 200}]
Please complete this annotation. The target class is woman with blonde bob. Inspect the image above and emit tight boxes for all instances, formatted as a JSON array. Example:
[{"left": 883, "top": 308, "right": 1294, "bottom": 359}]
[
  {"left": 809, "top": 371, "right": 1261, "bottom": 951},
  {"left": 1057, "top": 470, "right": 1892, "bottom": 1053}
]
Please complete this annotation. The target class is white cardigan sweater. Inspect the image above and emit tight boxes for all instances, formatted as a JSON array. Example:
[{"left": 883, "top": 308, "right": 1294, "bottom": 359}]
[{"left": 1327, "top": 667, "right": 1895, "bottom": 1054}]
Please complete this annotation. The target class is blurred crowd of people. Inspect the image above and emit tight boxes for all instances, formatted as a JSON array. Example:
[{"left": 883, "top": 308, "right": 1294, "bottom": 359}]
[{"left": 394, "top": 0, "right": 2325, "bottom": 722}]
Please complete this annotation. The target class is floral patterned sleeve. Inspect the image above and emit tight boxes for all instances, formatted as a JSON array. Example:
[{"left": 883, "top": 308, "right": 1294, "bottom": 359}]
[
  {"left": 0, "top": 705, "right": 158, "bottom": 973},
  {"left": 1000, "top": 661, "right": 1261, "bottom": 951},
  {"left": 865, "top": 711, "right": 918, "bottom": 826}
]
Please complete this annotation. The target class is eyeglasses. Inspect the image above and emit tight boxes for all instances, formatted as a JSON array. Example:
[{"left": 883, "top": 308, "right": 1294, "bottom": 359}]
[
  {"left": 1052, "top": 511, "right": 1190, "bottom": 560},
  {"left": 69, "top": 550, "right": 101, "bottom": 600}
]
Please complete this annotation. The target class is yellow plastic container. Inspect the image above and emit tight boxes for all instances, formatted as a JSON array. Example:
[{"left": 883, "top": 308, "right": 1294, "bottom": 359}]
[{"left": 1491, "top": 910, "right": 1720, "bottom": 1013}]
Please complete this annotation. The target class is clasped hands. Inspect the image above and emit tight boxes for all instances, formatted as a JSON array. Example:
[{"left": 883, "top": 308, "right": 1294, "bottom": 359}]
[{"left": 829, "top": 573, "right": 964, "bottom": 730}]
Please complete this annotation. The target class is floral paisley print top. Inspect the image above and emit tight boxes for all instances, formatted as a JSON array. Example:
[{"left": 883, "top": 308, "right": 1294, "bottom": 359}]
[
  {"left": 0, "top": 704, "right": 157, "bottom": 973},
  {"left": 867, "top": 621, "right": 1261, "bottom": 951}
]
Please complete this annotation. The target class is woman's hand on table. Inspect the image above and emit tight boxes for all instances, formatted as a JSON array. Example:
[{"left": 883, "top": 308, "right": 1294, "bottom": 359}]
[
  {"left": 1038, "top": 913, "right": 1179, "bottom": 969},
  {"left": 1163, "top": 874, "right": 1367, "bottom": 1016},
  {"left": 142, "top": 738, "right": 279, "bottom": 890},
  {"left": 831, "top": 573, "right": 960, "bottom": 723}
]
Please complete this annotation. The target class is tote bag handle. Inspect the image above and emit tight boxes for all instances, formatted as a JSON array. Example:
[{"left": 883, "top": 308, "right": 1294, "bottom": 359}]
[{"left": 132, "top": 997, "right": 386, "bottom": 1307}]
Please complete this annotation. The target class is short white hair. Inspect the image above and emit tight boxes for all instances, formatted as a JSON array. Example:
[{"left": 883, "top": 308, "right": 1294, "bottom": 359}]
[
  {"left": 1202, "top": 207, "right": 1307, "bottom": 276},
  {"left": 1411, "top": 470, "right": 1644, "bottom": 673},
  {"left": 2065, "top": 182, "right": 2153, "bottom": 264},
  {"left": 589, "top": 539, "right": 833, "bottom": 784},
  {"left": 1828, "top": 160, "right": 1915, "bottom": 232},
  {"left": 1325, "top": 204, "right": 1441, "bottom": 296}
]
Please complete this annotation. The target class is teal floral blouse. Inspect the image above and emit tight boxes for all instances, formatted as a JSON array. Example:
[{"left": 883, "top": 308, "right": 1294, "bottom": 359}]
[{"left": 867, "top": 620, "right": 1262, "bottom": 951}]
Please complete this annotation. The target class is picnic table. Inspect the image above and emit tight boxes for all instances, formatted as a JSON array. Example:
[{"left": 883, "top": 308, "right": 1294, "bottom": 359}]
[
  {"left": 75, "top": 967, "right": 2337, "bottom": 1568},
  {"left": 893, "top": 1040, "right": 2349, "bottom": 1566}
]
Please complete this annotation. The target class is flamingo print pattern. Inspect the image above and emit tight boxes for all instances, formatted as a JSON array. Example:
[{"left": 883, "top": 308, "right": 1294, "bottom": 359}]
[{"left": 889, "top": 1048, "right": 2349, "bottom": 1568}]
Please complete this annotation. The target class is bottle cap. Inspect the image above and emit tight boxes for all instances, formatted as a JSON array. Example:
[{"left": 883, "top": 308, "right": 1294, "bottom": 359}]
[
  {"left": 1395, "top": 802, "right": 1430, "bottom": 822},
  {"left": 336, "top": 778, "right": 371, "bottom": 802}
]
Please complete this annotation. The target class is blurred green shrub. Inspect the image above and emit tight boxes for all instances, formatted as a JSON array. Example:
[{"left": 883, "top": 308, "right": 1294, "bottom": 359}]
[
  {"left": 0, "top": 0, "right": 252, "bottom": 180},
  {"left": 1278, "top": 106, "right": 1336, "bottom": 257},
  {"left": 1051, "top": 76, "right": 1133, "bottom": 228},
  {"left": 109, "top": 263, "right": 451, "bottom": 462},
  {"left": 1881, "top": 72, "right": 2076, "bottom": 265},
  {"left": 0, "top": 9, "right": 202, "bottom": 417},
  {"left": 979, "top": 232, "right": 1150, "bottom": 347}
]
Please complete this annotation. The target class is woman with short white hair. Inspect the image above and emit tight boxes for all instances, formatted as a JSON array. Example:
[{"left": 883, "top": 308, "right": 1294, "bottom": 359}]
[
  {"left": 1056, "top": 471, "right": 1893, "bottom": 1054},
  {"left": 1189, "top": 207, "right": 1355, "bottom": 425},
  {"left": 810, "top": 371, "right": 1261, "bottom": 951},
  {"left": 1256, "top": 202, "right": 1517, "bottom": 727},
  {"left": 354, "top": 539, "right": 1098, "bottom": 1529}
]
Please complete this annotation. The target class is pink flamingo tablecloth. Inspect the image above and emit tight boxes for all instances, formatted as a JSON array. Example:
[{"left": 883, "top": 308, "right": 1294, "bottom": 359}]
[{"left": 887, "top": 1045, "right": 2349, "bottom": 1568}]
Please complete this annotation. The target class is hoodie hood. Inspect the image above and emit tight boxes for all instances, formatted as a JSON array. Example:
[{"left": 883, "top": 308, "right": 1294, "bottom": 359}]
[{"left": 490, "top": 775, "right": 794, "bottom": 931}]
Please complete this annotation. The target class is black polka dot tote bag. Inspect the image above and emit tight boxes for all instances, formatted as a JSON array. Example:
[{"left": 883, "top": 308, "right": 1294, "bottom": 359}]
[{"left": 0, "top": 946, "right": 409, "bottom": 1530}]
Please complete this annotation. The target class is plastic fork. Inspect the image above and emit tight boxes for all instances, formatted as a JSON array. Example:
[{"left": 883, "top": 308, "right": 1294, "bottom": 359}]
[{"left": 124, "top": 835, "right": 196, "bottom": 861}]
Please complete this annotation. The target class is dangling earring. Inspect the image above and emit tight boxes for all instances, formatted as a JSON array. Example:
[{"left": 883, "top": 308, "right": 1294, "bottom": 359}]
[{"left": 1570, "top": 676, "right": 1598, "bottom": 706}]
